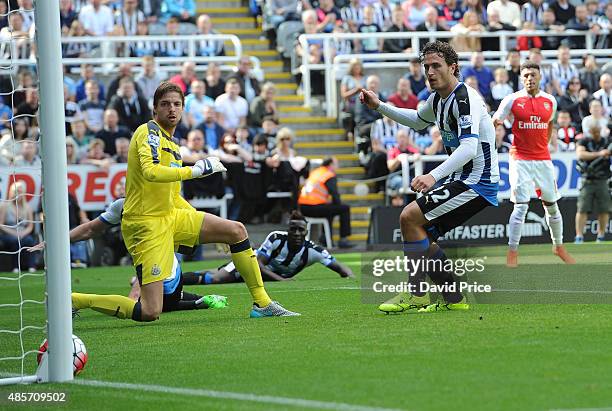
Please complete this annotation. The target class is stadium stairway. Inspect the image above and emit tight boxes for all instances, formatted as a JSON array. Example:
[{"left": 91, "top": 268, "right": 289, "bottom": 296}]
[{"left": 198, "top": 0, "right": 385, "bottom": 247}]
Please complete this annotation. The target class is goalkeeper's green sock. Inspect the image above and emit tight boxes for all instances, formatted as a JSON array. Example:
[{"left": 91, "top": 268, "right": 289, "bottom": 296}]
[{"left": 229, "top": 238, "right": 272, "bottom": 307}]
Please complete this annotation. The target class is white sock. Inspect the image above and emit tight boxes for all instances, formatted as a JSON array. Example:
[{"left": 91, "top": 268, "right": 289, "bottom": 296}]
[
  {"left": 545, "top": 203, "right": 563, "bottom": 245},
  {"left": 508, "top": 203, "right": 528, "bottom": 250}
]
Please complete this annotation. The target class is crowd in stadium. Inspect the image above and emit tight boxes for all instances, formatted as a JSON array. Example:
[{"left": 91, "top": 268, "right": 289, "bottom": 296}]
[{"left": 0, "top": 0, "right": 611, "bottom": 270}]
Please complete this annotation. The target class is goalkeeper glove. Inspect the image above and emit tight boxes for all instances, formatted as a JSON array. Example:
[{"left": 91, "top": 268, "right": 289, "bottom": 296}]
[{"left": 191, "top": 157, "right": 227, "bottom": 178}]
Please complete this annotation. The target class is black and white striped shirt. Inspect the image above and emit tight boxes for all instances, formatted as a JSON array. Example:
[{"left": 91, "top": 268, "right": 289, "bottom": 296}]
[
  {"left": 341, "top": 5, "right": 363, "bottom": 25},
  {"left": 255, "top": 231, "right": 336, "bottom": 278},
  {"left": 373, "top": 1, "right": 393, "bottom": 30},
  {"left": 593, "top": 88, "right": 612, "bottom": 120},
  {"left": 159, "top": 38, "right": 187, "bottom": 57},
  {"left": 371, "top": 118, "right": 405, "bottom": 149},
  {"left": 521, "top": 2, "right": 547, "bottom": 25},
  {"left": 115, "top": 9, "right": 146, "bottom": 36},
  {"left": 549, "top": 62, "right": 579, "bottom": 93}
]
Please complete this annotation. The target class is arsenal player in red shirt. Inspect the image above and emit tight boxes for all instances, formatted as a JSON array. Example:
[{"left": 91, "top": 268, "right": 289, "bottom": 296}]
[{"left": 494, "top": 61, "right": 575, "bottom": 267}]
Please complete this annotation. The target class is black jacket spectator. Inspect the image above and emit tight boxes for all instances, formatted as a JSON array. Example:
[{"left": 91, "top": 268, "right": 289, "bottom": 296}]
[
  {"left": 95, "top": 125, "right": 131, "bottom": 156},
  {"left": 382, "top": 23, "right": 412, "bottom": 53},
  {"left": 108, "top": 94, "right": 150, "bottom": 132},
  {"left": 548, "top": 1, "right": 575, "bottom": 25},
  {"left": 557, "top": 93, "right": 591, "bottom": 130}
]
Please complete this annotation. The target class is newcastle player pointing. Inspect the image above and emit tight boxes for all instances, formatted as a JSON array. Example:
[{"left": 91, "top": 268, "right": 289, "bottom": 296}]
[{"left": 358, "top": 41, "right": 499, "bottom": 313}]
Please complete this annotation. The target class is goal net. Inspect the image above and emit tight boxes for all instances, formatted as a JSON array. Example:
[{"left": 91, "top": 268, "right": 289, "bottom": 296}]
[{"left": 0, "top": 0, "right": 73, "bottom": 385}]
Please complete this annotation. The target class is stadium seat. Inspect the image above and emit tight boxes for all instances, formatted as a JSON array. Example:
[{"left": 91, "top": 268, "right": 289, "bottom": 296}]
[{"left": 305, "top": 217, "right": 332, "bottom": 249}]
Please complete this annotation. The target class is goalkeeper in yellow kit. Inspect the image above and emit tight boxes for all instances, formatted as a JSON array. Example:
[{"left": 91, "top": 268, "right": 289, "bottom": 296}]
[{"left": 73, "top": 81, "right": 299, "bottom": 321}]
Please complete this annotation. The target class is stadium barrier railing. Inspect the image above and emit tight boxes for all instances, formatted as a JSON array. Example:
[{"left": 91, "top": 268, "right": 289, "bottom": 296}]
[
  {"left": 296, "top": 30, "right": 602, "bottom": 117},
  {"left": 0, "top": 34, "right": 264, "bottom": 77}
]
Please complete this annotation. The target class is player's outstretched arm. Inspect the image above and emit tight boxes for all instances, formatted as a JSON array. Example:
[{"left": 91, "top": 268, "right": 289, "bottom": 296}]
[
  {"left": 429, "top": 137, "right": 479, "bottom": 184},
  {"left": 327, "top": 261, "right": 354, "bottom": 278},
  {"left": 359, "top": 88, "right": 435, "bottom": 129},
  {"left": 27, "top": 218, "right": 108, "bottom": 252},
  {"left": 256, "top": 254, "right": 290, "bottom": 281}
]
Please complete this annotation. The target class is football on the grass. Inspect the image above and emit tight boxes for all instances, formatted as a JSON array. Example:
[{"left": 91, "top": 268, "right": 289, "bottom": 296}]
[{"left": 37, "top": 334, "right": 88, "bottom": 376}]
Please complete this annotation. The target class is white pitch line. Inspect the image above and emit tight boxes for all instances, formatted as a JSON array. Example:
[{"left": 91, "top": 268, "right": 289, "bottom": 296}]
[{"left": 72, "top": 379, "right": 405, "bottom": 411}]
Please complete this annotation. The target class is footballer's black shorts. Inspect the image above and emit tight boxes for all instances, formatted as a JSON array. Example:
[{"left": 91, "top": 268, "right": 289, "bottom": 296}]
[
  {"left": 416, "top": 180, "right": 491, "bottom": 241},
  {"left": 162, "top": 275, "right": 184, "bottom": 313}
]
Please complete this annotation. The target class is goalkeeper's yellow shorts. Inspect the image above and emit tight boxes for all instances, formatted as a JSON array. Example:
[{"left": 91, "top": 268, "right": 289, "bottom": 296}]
[{"left": 122, "top": 208, "right": 205, "bottom": 285}]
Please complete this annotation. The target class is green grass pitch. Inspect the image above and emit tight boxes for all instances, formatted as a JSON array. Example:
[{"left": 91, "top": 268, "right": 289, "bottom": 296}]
[{"left": 1, "top": 243, "right": 611, "bottom": 411}]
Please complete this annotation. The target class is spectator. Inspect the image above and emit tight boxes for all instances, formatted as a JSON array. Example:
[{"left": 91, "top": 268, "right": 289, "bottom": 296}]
[
  {"left": 416, "top": 6, "right": 447, "bottom": 44},
  {"left": 373, "top": 0, "right": 392, "bottom": 31},
  {"left": 528, "top": 48, "right": 551, "bottom": 91},
  {"left": 574, "top": 121, "right": 610, "bottom": 243},
  {"left": 78, "top": 0, "right": 114, "bottom": 37},
  {"left": 159, "top": 17, "right": 187, "bottom": 57},
  {"left": 566, "top": 5, "right": 594, "bottom": 49},
  {"left": 582, "top": 100, "right": 610, "bottom": 139},
  {"left": 548, "top": 0, "right": 575, "bottom": 25},
  {"left": 179, "top": 129, "right": 208, "bottom": 163},
  {"left": 0, "top": 13, "right": 30, "bottom": 60},
  {"left": 114, "top": 0, "right": 144, "bottom": 37},
  {"left": 423, "top": 126, "right": 445, "bottom": 155},
  {"left": 204, "top": 62, "right": 225, "bottom": 99},
  {"left": 169, "top": 61, "right": 196, "bottom": 95},
  {"left": 355, "top": 74, "right": 384, "bottom": 148},
  {"left": 592, "top": 73, "right": 612, "bottom": 121},
  {"left": 13, "top": 138, "right": 40, "bottom": 168},
  {"left": 386, "top": 128, "right": 418, "bottom": 191},
  {"left": 0, "top": 118, "right": 30, "bottom": 165},
  {"left": 239, "top": 134, "right": 271, "bottom": 224},
  {"left": 139, "top": 0, "right": 162, "bottom": 23},
  {"left": 339, "top": 58, "right": 364, "bottom": 138},
  {"left": 365, "top": 136, "right": 390, "bottom": 192},
  {"left": 64, "top": 85, "right": 81, "bottom": 135},
  {"left": 80, "top": 138, "right": 114, "bottom": 169},
  {"left": 554, "top": 110, "right": 580, "bottom": 152},
  {"left": 78, "top": 79, "right": 105, "bottom": 133},
  {"left": 270, "top": 0, "right": 300, "bottom": 31},
  {"left": 486, "top": 0, "right": 521, "bottom": 29},
  {"left": 464, "top": 75, "right": 481, "bottom": 97},
  {"left": 75, "top": 64, "right": 105, "bottom": 103},
  {"left": 316, "top": 0, "right": 341, "bottom": 33},
  {"left": 112, "top": 137, "right": 130, "bottom": 163},
  {"left": 60, "top": 0, "right": 78, "bottom": 35},
  {"left": 402, "top": 0, "right": 428, "bottom": 30},
  {"left": 461, "top": 52, "right": 494, "bottom": 99},
  {"left": 437, "top": 0, "right": 463, "bottom": 30},
  {"left": 249, "top": 82, "right": 278, "bottom": 130},
  {"left": 70, "top": 119, "right": 93, "bottom": 157},
  {"left": 331, "top": 24, "right": 353, "bottom": 56},
  {"left": 491, "top": 68, "right": 513, "bottom": 111},
  {"left": 516, "top": 21, "right": 542, "bottom": 51},
  {"left": 450, "top": 10, "right": 485, "bottom": 52},
  {"left": 0, "top": 96, "right": 12, "bottom": 131},
  {"left": 295, "top": 10, "right": 324, "bottom": 69},
  {"left": 184, "top": 80, "right": 214, "bottom": 128},
  {"left": 226, "top": 56, "right": 261, "bottom": 103},
  {"left": 195, "top": 14, "right": 224, "bottom": 57},
  {"left": 483, "top": 9, "right": 517, "bottom": 51},
  {"left": 550, "top": 45, "right": 579, "bottom": 97},
  {"left": 558, "top": 78, "right": 590, "bottom": 130},
  {"left": 593, "top": 3, "right": 611, "bottom": 49},
  {"left": 580, "top": 55, "right": 602, "bottom": 95},
  {"left": 215, "top": 132, "right": 252, "bottom": 164},
  {"left": 95, "top": 108, "right": 131, "bottom": 156},
  {"left": 17, "top": 0, "right": 34, "bottom": 31},
  {"left": 371, "top": 106, "right": 405, "bottom": 150},
  {"left": 495, "top": 123, "right": 512, "bottom": 153},
  {"left": 463, "top": 0, "right": 487, "bottom": 25},
  {"left": 196, "top": 105, "right": 225, "bottom": 150},
  {"left": 505, "top": 49, "right": 522, "bottom": 92},
  {"left": 403, "top": 58, "right": 426, "bottom": 95},
  {"left": 521, "top": 0, "right": 547, "bottom": 26},
  {"left": 181, "top": 129, "right": 224, "bottom": 200},
  {"left": 66, "top": 136, "right": 81, "bottom": 164},
  {"left": 257, "top": 117, "right": 279, "bottom": 151},
  {"left": 108, "top": 77, "right": 150, "bottom": 132},
  {"left": 12, "top": 69, "right": 34, "bottom": 110},
  {"left": 298, "top": 157, "right": 354, "bottom": 248},
  {"left": 214, "top": 78, "right": 248, "bottom": 132},
  {"left": 0, "top": 181, "right": 37, "bottom": 273},
  {"left": 107, "top": 63, "right": 143, "bottom": 100},
  {"left": 340, "top": 0, "right": 363, "bottom": 33},
  {"left": 161, "top": 0, "right": 195, "bottom": 23},
  {"left": 136, "top": 55, "right": 166, "bottom": 103},
  {"left": 15, "top": 88, "right": 38, "bottom": 119},
  {"left": 383, "top": 6, "right": 412, "bottom": 53},
  {"left": 133, "top": 20, "right": 158, "bottom": 56},
  {"left": 235, "top": 126, "right": 252, "bottom": 152},
  {"left": 63, "top": 20, "right": 91, "bottom": 59},
  {"left": 537, "top": 9, "right": 564, "bottom": 50},
  {"left": 387, "top": 78, "right": 418, "bottom": 110}
]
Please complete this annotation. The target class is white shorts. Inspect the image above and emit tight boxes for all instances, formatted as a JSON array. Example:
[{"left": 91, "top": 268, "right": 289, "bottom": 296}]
[{"left": 509, "top": 159, "right": 561, "bottom": 203}]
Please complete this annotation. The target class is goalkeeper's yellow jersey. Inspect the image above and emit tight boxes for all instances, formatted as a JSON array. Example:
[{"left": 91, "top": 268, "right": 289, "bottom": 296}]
[{"left": 123, "top": 120, "right": 194, "bottom": 218}]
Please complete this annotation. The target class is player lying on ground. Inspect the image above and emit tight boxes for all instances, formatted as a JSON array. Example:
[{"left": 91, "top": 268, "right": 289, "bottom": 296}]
[
  {"left": 177, "top": 211, "right": 354, "bottom": 285},
  {"left": 493, "top": 62, "right": 575, "bottom": 267},
  {"left": 120, "top": 81, "right": 298, "bottom": 321},
  {"left": 28, "top": 197, "right": 228, "bottom": 318},
  {"left": 357, "top": 41, "right": 500, "bottom": 313}
]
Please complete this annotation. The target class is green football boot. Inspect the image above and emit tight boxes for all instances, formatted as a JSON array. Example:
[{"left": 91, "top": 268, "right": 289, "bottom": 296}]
[{"left": 378, "top": 292, "right": 431, "bottom": 314}]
